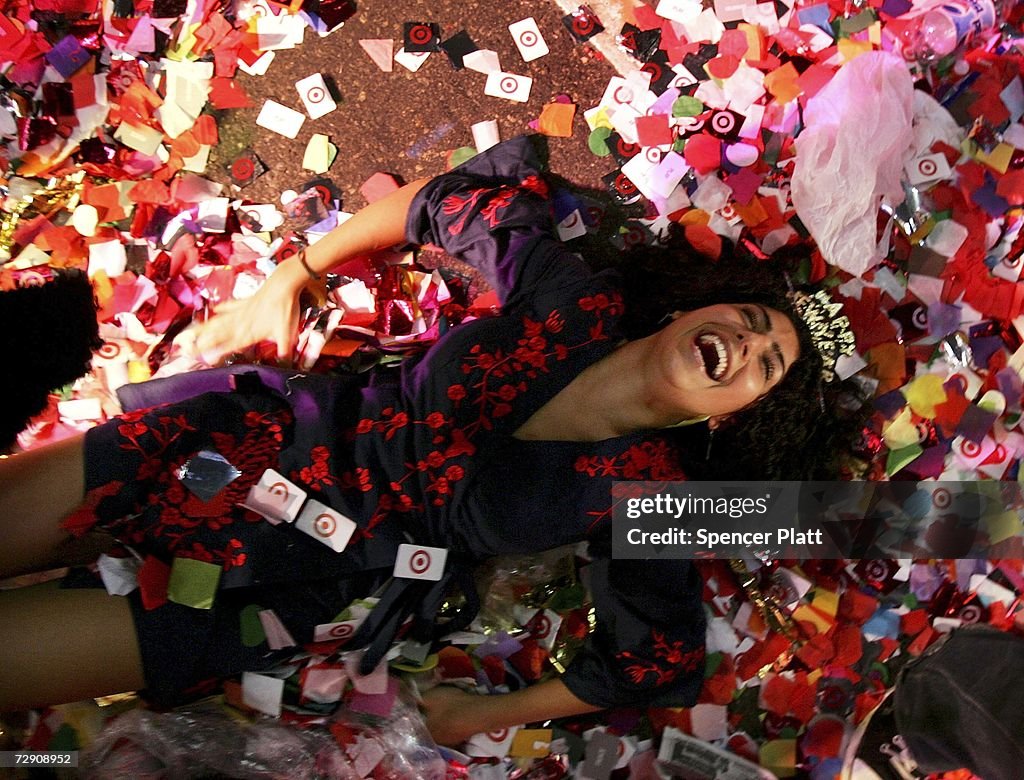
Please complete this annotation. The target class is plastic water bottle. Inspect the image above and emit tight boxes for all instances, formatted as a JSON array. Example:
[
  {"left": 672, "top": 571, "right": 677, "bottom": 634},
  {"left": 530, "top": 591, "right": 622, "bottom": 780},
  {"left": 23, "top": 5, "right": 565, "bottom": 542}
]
[{"left": 909, "top": 0, "right": 1008, "bottom": 60}]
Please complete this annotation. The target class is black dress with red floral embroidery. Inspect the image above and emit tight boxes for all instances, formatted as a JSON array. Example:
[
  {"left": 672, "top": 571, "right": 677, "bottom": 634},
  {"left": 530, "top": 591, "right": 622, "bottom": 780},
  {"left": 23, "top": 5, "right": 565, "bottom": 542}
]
[{"left": 75, "top": 136, "right": 705, "bottom": 709}]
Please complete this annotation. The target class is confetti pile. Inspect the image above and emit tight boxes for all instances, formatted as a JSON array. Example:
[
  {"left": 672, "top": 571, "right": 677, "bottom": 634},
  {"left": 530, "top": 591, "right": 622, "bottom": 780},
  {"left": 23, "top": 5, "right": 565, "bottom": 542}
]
[
  {"left": 4, "top": 0, "right": 1024, "bottom": 777},
  {"left": 577, "top": 1, "right": 1024, "bottom": 485}
]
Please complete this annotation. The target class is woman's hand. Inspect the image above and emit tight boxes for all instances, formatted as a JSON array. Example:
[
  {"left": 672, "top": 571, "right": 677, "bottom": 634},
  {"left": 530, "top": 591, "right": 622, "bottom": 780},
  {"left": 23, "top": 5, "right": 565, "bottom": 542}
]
[
  {"left": 420, "top": 685, "right": 489, "bottom": 747},
  {"left": 175, "top": 260, "right": 307, "bottom": 365},
  {"left": 172, "top": 179, "right": 430, "bottom": 366}
]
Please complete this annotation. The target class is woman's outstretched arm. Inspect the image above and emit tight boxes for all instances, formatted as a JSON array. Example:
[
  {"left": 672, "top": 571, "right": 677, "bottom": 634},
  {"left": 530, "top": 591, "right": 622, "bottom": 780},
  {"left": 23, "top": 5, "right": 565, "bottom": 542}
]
[
  {"left": 181, "top": 178, "right": 429, "bottom": 364},
  {"left": 420, "top": 678, "right": 603, "bottom": 747}
]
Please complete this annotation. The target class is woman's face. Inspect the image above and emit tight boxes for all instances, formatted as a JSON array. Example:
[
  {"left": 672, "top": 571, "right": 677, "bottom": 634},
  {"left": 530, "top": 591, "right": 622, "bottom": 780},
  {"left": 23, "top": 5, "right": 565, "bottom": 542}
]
[{"left": 649, "top": 302, "right": 801, "bottom": 421}]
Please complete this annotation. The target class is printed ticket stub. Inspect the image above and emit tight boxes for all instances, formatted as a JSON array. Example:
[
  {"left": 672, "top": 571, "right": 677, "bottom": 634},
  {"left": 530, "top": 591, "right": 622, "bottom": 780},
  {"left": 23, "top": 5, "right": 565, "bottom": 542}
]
[{"left": 657, "top": 728, "right": 773, "bottom": 779}]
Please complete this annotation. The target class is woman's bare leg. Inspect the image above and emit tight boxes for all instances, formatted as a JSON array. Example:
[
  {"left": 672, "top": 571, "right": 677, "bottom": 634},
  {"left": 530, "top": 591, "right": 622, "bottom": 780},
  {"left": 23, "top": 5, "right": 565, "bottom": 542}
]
[
  {"left": 0, "top": 435, "right": 91, "bottom": 578},
  {"left": 0, "top": 581, "right": 145, "bottom": 711}
]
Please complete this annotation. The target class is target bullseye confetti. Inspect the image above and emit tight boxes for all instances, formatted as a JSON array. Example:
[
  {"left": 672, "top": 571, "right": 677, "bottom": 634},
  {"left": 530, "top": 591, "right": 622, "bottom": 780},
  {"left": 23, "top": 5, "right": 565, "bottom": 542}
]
[
  {"left": 484, "top": 70, "right": 533, "bottom": 103},
  {"left": 508, "top": 17, "right": 548, "bottom": 62},
  {"left": 394, "top": 46, "right": 431, "bottom": 72},
  {"left": 240, "top": 469, "right": 306, "bottom": 524},
  {"left": 313, "top": 617, "right": 362, "bottom": 643},
  {"left": 707, "top": 109, "right": 744, "bottom": 140},
  {"left": 602, "top": 170, "right": 642, "bottom": 205},
  {"left": 562, "top": 4, "right": 604, "bottom": 43},
  {"left": 466, "top": 725, "right": 522, "bottom": 758},
  {"left": 295, "top": 498, "right": 357, "bottom": 552},
  {"left": 556, "top": 209, "right": 587, "bottom": 241},
  {"left": 295, "top": 73, "right": 337, "bottom": 119},
  {"left": 403, "top": 21, "right": 441, "bottom": 52},
  {"left": 227, "top": 150, "right": 267, "bottom": 187},
  {"left": 906, "top": 153, "right": 952, "bottom": 186},
  {"left": 393, "top": 543, "right": 447, "bottom": 580}
]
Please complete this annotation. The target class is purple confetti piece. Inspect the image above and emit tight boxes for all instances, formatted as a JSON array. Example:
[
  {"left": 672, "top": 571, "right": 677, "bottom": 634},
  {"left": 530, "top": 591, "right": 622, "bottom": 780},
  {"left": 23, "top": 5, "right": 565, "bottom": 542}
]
[
  {"left": 472, "top": 631, "right": 523, "bottom": 660},
  {"left": 926, "top": 302, "right": 961, "bottom": 339},
  {"left": 956, "top": 403, "right": 998, "bottom": 443},
  {"left": 45, "top": 35, "right": 91, "bottom": 78}
]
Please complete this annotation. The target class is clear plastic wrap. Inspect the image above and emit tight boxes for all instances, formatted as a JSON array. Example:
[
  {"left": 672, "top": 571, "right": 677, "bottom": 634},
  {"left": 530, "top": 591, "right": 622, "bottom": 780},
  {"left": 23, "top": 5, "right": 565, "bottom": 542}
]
[
  {"left": 80, "top": 702, "right": 354, "bottom": 779},
  {"left": 471, "top": 546, "right": 578, "bottom": 633},
  {"left": 80, "top": 687, "right": 448, "bottom": 779},
  {"left": 790, "top": 51, "right": 915, "bottom": 277},
  {"left": 335, "top": 691, "right": 448, "bottom": 779}
]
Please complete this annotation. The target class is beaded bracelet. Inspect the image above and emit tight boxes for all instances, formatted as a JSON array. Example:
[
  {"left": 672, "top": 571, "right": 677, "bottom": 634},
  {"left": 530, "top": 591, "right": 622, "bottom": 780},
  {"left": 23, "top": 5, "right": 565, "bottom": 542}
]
[{"left": 296, "top": 249, "right": 321, "bottom": 281}]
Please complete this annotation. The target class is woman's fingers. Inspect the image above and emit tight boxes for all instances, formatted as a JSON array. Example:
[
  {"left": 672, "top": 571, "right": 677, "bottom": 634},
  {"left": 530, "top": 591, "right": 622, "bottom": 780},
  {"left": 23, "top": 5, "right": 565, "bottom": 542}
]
[
  {"left": 182, "top": 313, "right": 249, "bottom": 364},
  {"left": 274, "top": 307, "right": 300, "bottom": 362}
]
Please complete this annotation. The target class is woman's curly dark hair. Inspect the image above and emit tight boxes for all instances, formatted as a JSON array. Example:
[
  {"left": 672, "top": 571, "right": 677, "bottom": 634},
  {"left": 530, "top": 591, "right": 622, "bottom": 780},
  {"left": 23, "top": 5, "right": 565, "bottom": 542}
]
[
  {"left": 0, "top": 269, "right": 101, "bottom": 450},
  {"left": 613, "top": 238, "right": 869, "bottom": 481}
]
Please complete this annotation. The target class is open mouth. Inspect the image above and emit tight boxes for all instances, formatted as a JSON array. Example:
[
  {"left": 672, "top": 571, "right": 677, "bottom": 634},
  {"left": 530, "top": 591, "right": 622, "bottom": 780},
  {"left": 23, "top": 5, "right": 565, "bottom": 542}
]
[{"left": 696, "top": 333, "right": 728, "bottom": 381}]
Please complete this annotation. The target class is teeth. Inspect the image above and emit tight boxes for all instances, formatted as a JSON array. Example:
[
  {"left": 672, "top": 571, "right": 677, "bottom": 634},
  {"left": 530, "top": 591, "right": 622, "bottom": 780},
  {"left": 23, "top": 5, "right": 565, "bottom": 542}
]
[
  {"left": 714, "top": 340, "right": 726, "bottom": 379},
  {"left": 698, "top": 334, "right": 728, "bottom": 380}
]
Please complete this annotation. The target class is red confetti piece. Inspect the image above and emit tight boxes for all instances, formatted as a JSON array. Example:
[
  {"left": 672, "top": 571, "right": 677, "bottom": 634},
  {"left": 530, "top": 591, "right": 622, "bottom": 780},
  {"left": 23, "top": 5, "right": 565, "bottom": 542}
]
[
  {"left": 683, "top": 223, "right": 722, "bottom": 259},
  {"left": 706, "top": 54, "right": 740, "bottom": 80},
  {"left": 683, "top": 133, "right": 722, "bottom": 175},
  {"left": 436, "top": 646, "right": 476, "bottom": 680},
  {"left": 800, "top": 715, "right": 846, "bottom": 757},
  {"left": 137, "top": 555, "right": 171, "bottom": 610}
]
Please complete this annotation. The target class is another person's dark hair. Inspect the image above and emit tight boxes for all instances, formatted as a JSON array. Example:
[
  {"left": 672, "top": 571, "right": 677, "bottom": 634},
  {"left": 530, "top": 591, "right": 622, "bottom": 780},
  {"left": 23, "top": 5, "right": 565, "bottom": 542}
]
[
  {"left": 614, "top": 238, "right": 869, "bottom": 481},
  {"left": 0, "top": 269, "right": 101, "bottom": 450}
]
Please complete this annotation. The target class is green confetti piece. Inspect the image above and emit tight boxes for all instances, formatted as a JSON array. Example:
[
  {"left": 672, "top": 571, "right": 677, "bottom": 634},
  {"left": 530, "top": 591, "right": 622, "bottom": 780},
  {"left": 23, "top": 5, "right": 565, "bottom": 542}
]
[
  {"left": 240, "top": 604, "right": 266, "bottom": 647},
  {"left": 732, "top": 687, "right": 764, "bottom": 737},
  {"left": 885, "top": 443, "right": 923, "bottom": 476},
  {"left": 548, "top": 583, "right": 587, "bottom": 611},
  {"left": 869, "top": 660, "right": 892, "bottom": 686},
  {"left": 587, "top": 126, "right": 612, "bottom": 156},
  {"left": 838, "top": 10, "right": 876, "bottom": 35},
  {"left": 50, "top": 724, "right": 79, "bottom": 751},
  {"left": 167, "top": 556, "right": 222, "bottom": 610},
  {"left": 450, "top": 146, "right": 477, "bottom": 167},
  {"left": 329, "top": 597, "right": 378, "bottom": 623},
  {"left": 672, "top": 95, "right": 704, "bottom": 117},
  {"left": 672, "top": 137, "right": 687, "bottom": 154},
  {"left": 703, "top": 650, "right": 724, "bottom": 677}
]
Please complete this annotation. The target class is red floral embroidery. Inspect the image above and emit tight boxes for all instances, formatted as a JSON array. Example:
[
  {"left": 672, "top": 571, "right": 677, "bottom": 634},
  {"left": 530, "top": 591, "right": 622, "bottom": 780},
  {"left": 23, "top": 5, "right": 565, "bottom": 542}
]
[
  {"left": 110, "top": 405, "right": 292, "bottom": 565},
  {"left": 442, "top": 188, "right": 489, "bottom": 236},
  {"left": 518, "top": 174, "right": 549, "bottom": 198},
  {"left": 616, "top": 628, "right": 705, "bottom": 687},
  {"left": 578, "top": 291, "right": 624, "bottom": 317},
  {"left": 175, "top": 538, "right": 248, "bottom": 571},
  {"left": 293, "top": 445, "right": 335, "bottom": 489},
  {"left": 346, "top": 281, "right": 621, "bottom": 534},
  {"left": 339, "top": 466, "right": 374, "bottom": 493},
  {"left": 479, "top": 188, "right": 519, "bottom": 226},
  {"left": 118, "top": 413, "right": 198, "bottom": 481},
  {"left": 576, "top": 444, "right": 686, "bottom": 534},
  {"left": 62, "top": 480, "right": 125, "bottom": 537},
  {"left": 574, "top": 441, "right": 685, "bottom": 481},
  {"left": 441, "top": 177, "right": 550, "bottom": 237}
]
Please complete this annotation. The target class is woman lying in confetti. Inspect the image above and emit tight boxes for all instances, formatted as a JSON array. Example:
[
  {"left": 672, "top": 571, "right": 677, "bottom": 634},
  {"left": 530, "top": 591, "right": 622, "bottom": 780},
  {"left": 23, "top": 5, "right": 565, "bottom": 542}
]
[{"left": 0, "top": 136, "right": 864, "bottom": 745}]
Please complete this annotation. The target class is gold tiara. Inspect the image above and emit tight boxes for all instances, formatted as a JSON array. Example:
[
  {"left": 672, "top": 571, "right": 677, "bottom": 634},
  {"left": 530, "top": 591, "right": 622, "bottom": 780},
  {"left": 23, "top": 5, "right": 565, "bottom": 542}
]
[{"left": 787, "top": 289, "right": 856, "bottom": 382}]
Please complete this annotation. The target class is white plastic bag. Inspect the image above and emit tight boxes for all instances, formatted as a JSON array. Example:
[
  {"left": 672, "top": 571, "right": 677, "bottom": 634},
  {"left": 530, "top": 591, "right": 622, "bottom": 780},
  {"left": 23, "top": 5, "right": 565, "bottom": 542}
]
[{"left": 791, "top": 52, "right": 915, "bottom": 277}]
